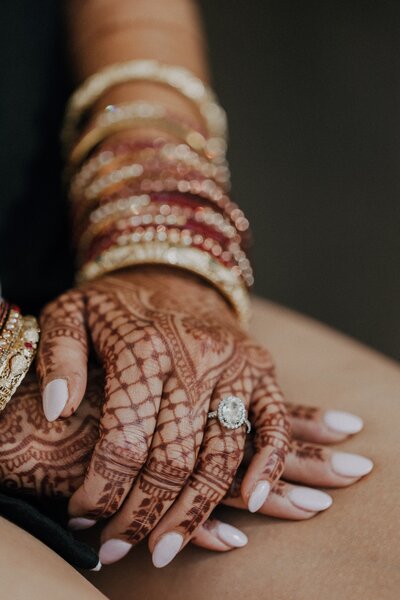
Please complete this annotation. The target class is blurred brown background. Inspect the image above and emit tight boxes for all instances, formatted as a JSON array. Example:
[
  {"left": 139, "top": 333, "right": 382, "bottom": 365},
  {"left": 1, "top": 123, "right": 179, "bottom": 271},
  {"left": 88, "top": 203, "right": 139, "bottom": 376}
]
[{"left": 1, "top": 1, "right": 399, "bottom": 358}]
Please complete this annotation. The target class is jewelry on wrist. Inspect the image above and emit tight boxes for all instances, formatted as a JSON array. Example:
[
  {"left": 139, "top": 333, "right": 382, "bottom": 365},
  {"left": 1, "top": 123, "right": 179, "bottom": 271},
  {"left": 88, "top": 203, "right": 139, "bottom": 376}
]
[
  {"left": 63, "top": 61, "right": 252, "bottom": 326},
  {"left": 77, "top": 242, "right": 251, "bottom": 325},
  {"left": 0, "top": 302, "right": 40, "bottom": 412},
  {"left": 61, "top": 59, "right": 227, "bottom": 152},
  {"left": 68, "top": 113, "right": 215, "bottom": 168},
  {"left": 81, "top": 224, "right": 254, "bottom": 288},
  {"left": 70, "top": 141, "right": 230, "bottom": 200}
]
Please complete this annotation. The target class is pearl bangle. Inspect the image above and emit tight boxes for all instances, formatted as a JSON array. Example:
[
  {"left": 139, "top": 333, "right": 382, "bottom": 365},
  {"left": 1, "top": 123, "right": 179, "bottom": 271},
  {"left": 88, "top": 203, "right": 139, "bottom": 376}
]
[
  {"left": 77, "top": 242, "right": 250, "bottom": 327},
  {"left": 62, "top": 59, "right": 227, "bottom": 152}
]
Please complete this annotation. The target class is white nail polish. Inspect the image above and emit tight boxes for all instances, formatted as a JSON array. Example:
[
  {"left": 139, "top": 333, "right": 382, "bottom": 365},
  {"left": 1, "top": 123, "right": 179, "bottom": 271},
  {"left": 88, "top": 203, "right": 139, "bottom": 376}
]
[
  {"left": 331, "top": 452, "right": 374, "bottom": 477},
  {"left": 216, "top": 523, "right": 248, "bottom": 547},
  {"left": 248, "top": 481, "right": 271, "bottom": 513},
  {"left": 43, "top": 379, "right": 68, "bottom": 421},
  {"left": 152, "top": 532, "right": 184, "bottom": 568},
  {"left": 288, "top": 487, "right": 333, "bottom": 512},
  {"left": 91, "top": 561, "right": 102, "bottom": 572},
  {"left": 324, "top": 410, "right": 363, "bottom": 434},
  {"left": 68, "top": 517, "right": 97, "bottom": 531},
  {"left": 99, "top": 539, "right": 132, "bottom": 565}
]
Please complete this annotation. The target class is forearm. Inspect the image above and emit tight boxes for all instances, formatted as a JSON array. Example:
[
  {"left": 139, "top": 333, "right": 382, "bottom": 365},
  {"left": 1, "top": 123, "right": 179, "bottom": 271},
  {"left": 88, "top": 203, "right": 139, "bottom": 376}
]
[{"left": 65, "top": 0, "right": 209, "bottom": 125}]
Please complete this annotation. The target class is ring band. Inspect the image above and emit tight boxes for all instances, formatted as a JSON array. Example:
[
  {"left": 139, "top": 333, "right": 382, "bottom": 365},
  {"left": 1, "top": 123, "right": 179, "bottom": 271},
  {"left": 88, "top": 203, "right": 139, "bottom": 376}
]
[{"left": 208, "top": 395, "right": 251, "bottom": 433}]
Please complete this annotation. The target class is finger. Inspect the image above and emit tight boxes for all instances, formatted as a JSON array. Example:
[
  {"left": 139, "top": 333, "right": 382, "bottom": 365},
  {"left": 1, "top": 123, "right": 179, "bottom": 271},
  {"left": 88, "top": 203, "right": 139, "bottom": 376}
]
[
  {"left": 283, "top": 440, "right": 374, "bottom": 487},
  {"left": 69, "top": 324, "right": 170, "bottom": 520},
  {"left": 147, "top": 373, "right": 251, "bottom": 568},
  {"left": 190, "top": 517, "right": 248, "bottom": 551},
  {"left": 99, "top": 375, "right": 208, "bottom": 563},
  {"left": 37, "top": 289, "right": 88, "bottom": 421},
  {"left": 286, "top": 403, "right": 364, "bottom": 444},
  {"left": 224, "top": 467, "right": 332, "bottom": 520},
  {"left": 241, "top": 370, "right": 291, "bottom": 513}
]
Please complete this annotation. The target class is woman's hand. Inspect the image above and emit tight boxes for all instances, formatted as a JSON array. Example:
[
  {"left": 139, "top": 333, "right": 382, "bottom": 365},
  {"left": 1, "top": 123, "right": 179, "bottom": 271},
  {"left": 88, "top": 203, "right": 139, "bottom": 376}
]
[
  {"left": 36, "top": 267, "right": 291, "bottom": 563},
  {"left": 0, "top": 372, "right": 372, "bottom": 561}
]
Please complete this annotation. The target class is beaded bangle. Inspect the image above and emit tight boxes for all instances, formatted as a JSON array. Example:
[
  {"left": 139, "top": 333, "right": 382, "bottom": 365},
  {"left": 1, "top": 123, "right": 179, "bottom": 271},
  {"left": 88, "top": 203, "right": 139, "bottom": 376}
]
[
  {"left": 62, "top": 59, "right": 227, "bottom": 152},
  {"left": 80, "top": 224, "right": 254, "bottom": 288},
  {"left": 92, "top": 102, "right": 226, "bottom": 161},
  {"left": 68, "top": 114, "right": 214, "bottom": 168},
  {"left": 70, "top": 143, "right": 230, "bottom": 200},
  {"left": 77, "top": 242, "right": 251, "bottom": 325},
  {"left": 78, "top": 198, "right": 241, "bottom": 256}
]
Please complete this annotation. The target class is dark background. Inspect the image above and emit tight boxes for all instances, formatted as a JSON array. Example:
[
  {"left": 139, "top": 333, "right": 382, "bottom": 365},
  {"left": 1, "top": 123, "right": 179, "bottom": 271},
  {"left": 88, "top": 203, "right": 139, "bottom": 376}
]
[{"left": 1, "top": 1, "right": 399, "bottom": 359}]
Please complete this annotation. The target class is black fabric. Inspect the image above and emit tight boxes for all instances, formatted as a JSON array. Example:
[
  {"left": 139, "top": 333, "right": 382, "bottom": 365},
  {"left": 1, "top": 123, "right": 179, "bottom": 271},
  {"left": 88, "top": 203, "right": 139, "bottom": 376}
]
[{"left": 0, "top": 490, "right": 99, "bottom": 570}]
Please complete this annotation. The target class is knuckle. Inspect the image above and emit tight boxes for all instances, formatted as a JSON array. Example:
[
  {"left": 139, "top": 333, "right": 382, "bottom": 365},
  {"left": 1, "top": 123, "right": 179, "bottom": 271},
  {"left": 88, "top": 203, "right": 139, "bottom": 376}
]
[
  {"left": 95, "top": 427, "right": 149, "bottom": 476},
  {"left": 204, "top": 435, "right": 243, "bottom": 473},
  {"left": 152, "top": 443, "right": 196, "bottom": 477},
  {"left": 40, "top": 289, "right": 82, "bottom": 326}
]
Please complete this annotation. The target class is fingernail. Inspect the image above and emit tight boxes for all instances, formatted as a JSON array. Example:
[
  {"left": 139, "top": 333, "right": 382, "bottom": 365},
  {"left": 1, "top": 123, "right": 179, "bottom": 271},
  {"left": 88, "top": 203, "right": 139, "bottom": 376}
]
[
  {"left": 99, "top": 539, "right": 132, "bottom": 565},
  {"left": 91, "top": 561, "right": 102, "bottom": 572},
  {"left": 216, "top": 523, "right": 248, "bottom": 547},
  {"left": 324, "top": 410, "right": 363, "bottom": 434},
  {"left": 331, "top": 452, "right": 374, "bottom": 477},
  {"left": 248, "top": 481, "right": 271, "bottom": 513},
  {"left": 288, "top": 486, "right": 333, "bottom": 511},
  {"left": 152, "top": 532, "right": 184, "bottom": 568},
  {"left": 43, "top": 379, "right": 68, "bottom": 421},
  {"left": 68, "top": 517, "right": 97, "bottom": 531}
]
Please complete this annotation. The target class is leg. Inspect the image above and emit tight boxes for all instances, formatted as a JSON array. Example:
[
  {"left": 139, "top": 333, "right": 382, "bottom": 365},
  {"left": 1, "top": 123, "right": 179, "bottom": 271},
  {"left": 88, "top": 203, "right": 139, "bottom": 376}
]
[
  {"left": 83, "top": 297, "right": 400, "bottom": 600},
  {"left": 0, "top": 516, "right": 106, "bottom": 599}
]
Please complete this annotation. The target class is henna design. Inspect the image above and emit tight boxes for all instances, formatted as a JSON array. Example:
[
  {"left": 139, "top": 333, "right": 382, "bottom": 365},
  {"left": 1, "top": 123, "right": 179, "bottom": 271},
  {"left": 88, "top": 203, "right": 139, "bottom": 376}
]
[
  {"left": 0, "top": 373, "right": 102, "bottom": 497},
  {"left": 286, "top": 403, "right": 318, "bottom": 421},
  {"left": 36, "top": 290, "right": 88, "bottom": 388},
  {"left": 294, "top": 441, "right": 325, "bottom": 461},
  {"left": 0, "top": 371, "right": 332, "bottom": 536},
  {"left": 36, "top": 267, "right": 290, "bottom": 539}
]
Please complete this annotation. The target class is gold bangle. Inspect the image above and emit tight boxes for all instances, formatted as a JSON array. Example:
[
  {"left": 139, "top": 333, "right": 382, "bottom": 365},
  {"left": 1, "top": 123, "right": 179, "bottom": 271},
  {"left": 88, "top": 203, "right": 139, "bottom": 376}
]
[
  {"left": 61, "top": 59, "right": 227, "bottom": 151},
  {"left": 68, "top": 115, "right": 211, "bottom": 168},
  {"left": 0, "top": 315, "right": 40, "bottom": 412},
  {"left": 77, "top": 242, "right": 251, "bottom": 327}
]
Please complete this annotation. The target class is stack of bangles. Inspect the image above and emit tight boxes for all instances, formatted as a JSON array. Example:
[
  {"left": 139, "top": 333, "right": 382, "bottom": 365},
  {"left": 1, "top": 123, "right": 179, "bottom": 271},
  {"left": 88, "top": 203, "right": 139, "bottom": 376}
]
[
  {"left": 0, "top": 299, "right": 39, "bottom": 412},
  {"left": 63, "top": 59, "right": 254, "bottom": 326}
]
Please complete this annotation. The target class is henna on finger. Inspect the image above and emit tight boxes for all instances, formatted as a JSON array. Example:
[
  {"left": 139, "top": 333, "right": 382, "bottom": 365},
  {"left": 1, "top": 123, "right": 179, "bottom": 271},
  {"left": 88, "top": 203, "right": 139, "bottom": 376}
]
[
  {"left": 287, "top": 403, "right": 364, "bottom": 444},
  {"left": 283, "top": 439, "right": 373, "bottom": 487},
  {"left": 37, "top": 289, "right": 89, "bottom": 421}
]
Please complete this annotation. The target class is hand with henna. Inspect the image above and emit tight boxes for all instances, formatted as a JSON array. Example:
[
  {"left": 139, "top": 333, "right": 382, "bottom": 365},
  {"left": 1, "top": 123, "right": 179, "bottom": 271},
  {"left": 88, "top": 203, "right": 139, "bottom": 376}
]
[
  {"left": 35, "top": 268, "right": 373, "bottom": 566},
  {"left": 0, "top": 370, "right": 373, "bottom": 560},
  {"left": 37, "top": 267, "right": 292, "bottom": 566}
]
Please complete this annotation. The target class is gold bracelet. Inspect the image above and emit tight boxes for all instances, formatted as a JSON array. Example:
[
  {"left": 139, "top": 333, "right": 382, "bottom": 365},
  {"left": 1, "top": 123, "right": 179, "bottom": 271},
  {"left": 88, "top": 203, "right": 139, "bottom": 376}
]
[
  {"left": 77, "top": 242, "right": 251, "bottom": 327},
  {"left": 0, "top": 314, "right": 40, "bottom": 412},
  {"left": 68, "top": 115, "right": 212, "bottom": 168},
  {"left": 61, "top": 59, "right": 227, "bottom": 151}
]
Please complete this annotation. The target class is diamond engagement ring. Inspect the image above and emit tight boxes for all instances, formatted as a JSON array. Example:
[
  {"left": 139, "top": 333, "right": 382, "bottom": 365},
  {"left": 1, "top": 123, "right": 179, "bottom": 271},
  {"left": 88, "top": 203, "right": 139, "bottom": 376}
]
[{"left": 208, "top": 395, "right": 251, "bottom": 433}]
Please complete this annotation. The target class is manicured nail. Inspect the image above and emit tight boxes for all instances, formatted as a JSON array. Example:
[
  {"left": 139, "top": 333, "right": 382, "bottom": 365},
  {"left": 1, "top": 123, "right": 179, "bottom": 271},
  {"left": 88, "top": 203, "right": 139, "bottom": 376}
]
[
  {"left": 324, "top": 410, "right": 363, "bottom": 434},
  {"left": 91, "top": 561, "right": 102, "bottom": 572},
  {"left": 288, "top": 486, "right": 333, "bottom": 512},
  {"left": 216, "top": 523, "right": 248, "bottom": 547},
  {"left": 152, "top": 532, "right": 184, "bottom": 568},
  {"left": 248, "top": 481, "right": 271, "bottom": 513},
  {"left": 43, "top": 379, "right": 68, "bottom": 421},
  {"left": 68, "top": 517, "right": 97, "bottom": 531},
  {"left": 331, "top": 452, "right": 374, "bottom": 477},
  {"left": 99, "top": 539, "right": 132, "bottom": 565}
]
